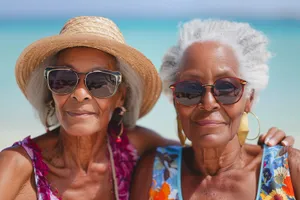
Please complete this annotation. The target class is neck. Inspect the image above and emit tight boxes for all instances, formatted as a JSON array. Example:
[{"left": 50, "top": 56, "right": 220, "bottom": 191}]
[
  {"left": 57, "top": 127, "right": 108, "bottom": 172},
  {"left": 192, "top": 135, "right": 244, "bottom": 176}
]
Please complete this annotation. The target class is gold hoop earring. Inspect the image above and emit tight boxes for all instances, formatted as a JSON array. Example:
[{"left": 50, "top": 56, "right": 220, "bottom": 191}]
[
  {"left": 237, "top": 111, "right": 261, "bottom": 145},
  {"left": 246, "top": 111, "right": 261, "bottom": 140},
  {"left": 177, "top": 116, "right": 186, "bottom": 146}
]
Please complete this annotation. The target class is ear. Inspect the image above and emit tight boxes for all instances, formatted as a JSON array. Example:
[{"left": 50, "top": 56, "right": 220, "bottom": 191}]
[
  {"left": 116, "top": 85, "right": 127, "bottom": 107},
  {"left": 245, "top": 89, "right": 255, "bottom": 113}
]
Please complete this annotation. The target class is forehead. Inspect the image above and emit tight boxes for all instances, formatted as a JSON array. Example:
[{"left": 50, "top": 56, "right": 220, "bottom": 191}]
[
  {"left": 55, "top": 47, "right": 117, "bottom": 71},
  {"left": 179, "top": 41, "right": 240, "bottom": 79}
]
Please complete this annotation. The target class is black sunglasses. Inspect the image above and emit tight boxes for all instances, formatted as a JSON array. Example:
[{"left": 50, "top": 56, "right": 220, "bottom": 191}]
[
  {"left": 170, "top": 77, "right": 247, "bottom": 106},
  {"left": 44, "top": 67, "right": 122, "bottom": 98}
]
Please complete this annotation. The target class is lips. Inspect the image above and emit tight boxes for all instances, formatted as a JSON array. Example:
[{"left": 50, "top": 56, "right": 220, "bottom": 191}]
[
  {"left": 66, "top": 111, "right": 96, "bottom": 117},
  {"left": 195, "top": 120, "right": 226, "bottom": 126}
]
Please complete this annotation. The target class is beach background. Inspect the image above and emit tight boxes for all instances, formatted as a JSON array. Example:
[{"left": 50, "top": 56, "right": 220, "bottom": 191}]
[{"left": 0, "top": 0, "right": 299, "bottom": 149}]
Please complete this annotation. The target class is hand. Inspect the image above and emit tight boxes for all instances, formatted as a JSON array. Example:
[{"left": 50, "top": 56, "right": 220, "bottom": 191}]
[{"left": 258, "top": 127, "right": 295, "bottom": 147}]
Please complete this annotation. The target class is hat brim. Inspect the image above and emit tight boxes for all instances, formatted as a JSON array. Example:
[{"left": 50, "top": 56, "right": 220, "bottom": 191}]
[{"left": 15, "top": 34, "right": 162, "bottom": 118}]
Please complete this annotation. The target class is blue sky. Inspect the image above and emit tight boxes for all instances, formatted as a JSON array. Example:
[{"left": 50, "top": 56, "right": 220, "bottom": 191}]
[{"left": 1, "top": 0, "right": 300, "bottom": 19}]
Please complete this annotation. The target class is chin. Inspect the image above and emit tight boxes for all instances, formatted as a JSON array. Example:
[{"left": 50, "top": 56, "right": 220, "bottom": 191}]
[
  {"left": 192, "top": 133, "right": 232, "bottom": 148},
  {"left": 62, "top": 123, "right": 101, "bottom": 137}
]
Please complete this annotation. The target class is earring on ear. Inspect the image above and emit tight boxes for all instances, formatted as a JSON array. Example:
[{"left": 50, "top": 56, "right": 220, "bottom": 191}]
[
  {"left": 108, "top": 106, "right": 127, "bottom": 143},
  {"left": 177, "top": 115, "right": 186, "bottom": 146},
  {"left": 237, "top": 111, "right": 261, "bottom": 145},
  {"left": 45, "top": 100, "right": 55, "bottom": 133}
]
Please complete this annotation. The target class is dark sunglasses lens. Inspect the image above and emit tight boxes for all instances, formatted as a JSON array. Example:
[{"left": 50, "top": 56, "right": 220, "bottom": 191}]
[
  {"left": 48, "top": 70, "right": 77, "bottom": 94},
  {"left": 86, "top": 72, "right": 117, "bottom": 98},
  {"left": 214, "top": 78, "right": 243, "bottom": 104},
  {"left": 174, "top": 81, "right": 204, "bottom": 106}
]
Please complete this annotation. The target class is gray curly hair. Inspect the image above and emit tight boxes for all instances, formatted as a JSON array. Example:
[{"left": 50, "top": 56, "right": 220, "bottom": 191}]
[
  {"left": 160, "top": 19, "right": 271, "bottom": 103},
  {"left": 25, "top": 53, "right": 143, "bottom": 129}
]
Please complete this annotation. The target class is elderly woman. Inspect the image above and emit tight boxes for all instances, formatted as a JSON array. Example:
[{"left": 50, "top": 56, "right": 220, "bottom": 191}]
[
  {"left": 0, "top": 16, "right": 294, "bottom": 200},
  {"left": 130, "top": 19, "right": 300, "bottom": 200}
]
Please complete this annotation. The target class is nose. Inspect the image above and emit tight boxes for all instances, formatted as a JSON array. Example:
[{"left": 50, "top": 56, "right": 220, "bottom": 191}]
[
  {"left": 198, "top": 86, "right": 220, "bottom": 111},
  {"left": 70, "top": 76, "right": 92, "bottom": 102}
]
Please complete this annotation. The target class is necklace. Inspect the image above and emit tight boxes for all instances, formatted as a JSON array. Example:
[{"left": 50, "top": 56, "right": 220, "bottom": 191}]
[{"left": 107, "top": 137, "right": 119, "bottom": 200}]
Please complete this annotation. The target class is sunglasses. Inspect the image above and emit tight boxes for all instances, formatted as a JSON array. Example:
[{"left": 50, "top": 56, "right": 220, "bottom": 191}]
[
  {"left": 170, "top": 77, "right": 247, "bottom": 106},
  {"left": 44, "top": 67, "right": 122, "bottom": 98}
]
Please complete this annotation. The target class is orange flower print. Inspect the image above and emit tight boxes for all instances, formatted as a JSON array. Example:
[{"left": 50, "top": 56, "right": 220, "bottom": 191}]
[
  {"left": 282, "top": 176, "right": 295, "bottom": 197},
  {"left": 149, "top": 181, "right": 172, "bottom": 200}
]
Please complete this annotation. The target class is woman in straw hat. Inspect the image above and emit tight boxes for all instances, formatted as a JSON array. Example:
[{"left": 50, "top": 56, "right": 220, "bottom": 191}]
[
  {"left": 131, "top": 19, "right": 300, "bottom": 200},
  {"left": 0, "top": 16, "right": 294, "bottom": 200}
]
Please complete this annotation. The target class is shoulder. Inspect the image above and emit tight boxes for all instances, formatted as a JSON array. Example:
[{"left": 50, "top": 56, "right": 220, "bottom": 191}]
[
  {"left": 130, "top": 148, "right": 157, "bottom": 200},
  {"left": 133, "top": 145, "right": 182, "bottom": 184},
  {"left": 0, "top": 145, "right": 33, "bottom": 197},
  {"left": 0, "top": 145, "right": 33, "bottom": 177},
  {"left": 131, "top": 146, "right": 182, "bottom": 200},
  {"left": 127, "top": 126, "right": 179, "bottom": 156},
  {"left": 287, "top": 147, "right": 300, "bottom": 198}
]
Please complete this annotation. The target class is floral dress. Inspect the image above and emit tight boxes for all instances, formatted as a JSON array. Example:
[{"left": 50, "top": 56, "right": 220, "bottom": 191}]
[
  {"left": 8, "top": 131, "right": 138, "bottom": 200},
  {"left": 149, "top": 145, "right": 296, "bottom": 200}
]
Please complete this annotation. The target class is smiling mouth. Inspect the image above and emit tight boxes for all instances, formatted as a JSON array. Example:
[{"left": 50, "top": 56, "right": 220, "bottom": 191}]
[
  {"left": 195, "top": 120, "right": 226, "bottom": 126},
  {"left": 66, "top": 111, "right": 96, "bottom": 117}
]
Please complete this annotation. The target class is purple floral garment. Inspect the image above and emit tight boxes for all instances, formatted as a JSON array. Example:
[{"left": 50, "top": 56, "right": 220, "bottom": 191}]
[
  {"left": 9, "top": 132, "right": 138, "bottom": 200},
  {"left": 12, "top": 136, "right": 60, "bottom": 200}
]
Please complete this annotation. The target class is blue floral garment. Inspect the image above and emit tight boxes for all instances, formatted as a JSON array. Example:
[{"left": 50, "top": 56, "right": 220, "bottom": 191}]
[
  {"left": 149, "top": 145, "right": 295, "bottom": 200},
  {"left": 258, "top": 145, "right": 295, "bottom": 200}
]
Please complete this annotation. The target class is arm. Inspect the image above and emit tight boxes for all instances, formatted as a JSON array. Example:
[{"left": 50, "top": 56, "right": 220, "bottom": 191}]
[
  {"left": 129, "top": 126, "right": 294, "bottom": 156},
  {"left": 288, "top": 147, "right": 300, "bottom": 199},
  {"left": 130, "top": 149, "right": 156, "bottom": 200},
  {"left": 127, "top": 126, "right": 179, "bottom": 156},
  {"left": 0, "top": 148, "right": 33, "bottom": 199}
]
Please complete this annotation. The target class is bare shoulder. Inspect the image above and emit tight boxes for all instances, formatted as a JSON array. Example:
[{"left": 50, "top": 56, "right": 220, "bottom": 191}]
[
  {"left": 32, "top": 128, "right": 59, "bottom": 149},
  {"left": 127, "top": 125, "right": 179, "bottom": 155},
  {"left": 0, "top": 146, "right": 33, "bottom": 199},
  {"left": 287, "top": 147, "right": 300, "bottom": 198},
  {"left": 287, "top": 147, "right": 300, "bottom": 170},
  {"left": 0, "top": 146, "right": 33, "bottom": 175},
  {"left": 243, "top": 144, "right": 262, "bottom": 157},
  {"left": 130, "top": 148, "right": 157, "bottom": 200}
]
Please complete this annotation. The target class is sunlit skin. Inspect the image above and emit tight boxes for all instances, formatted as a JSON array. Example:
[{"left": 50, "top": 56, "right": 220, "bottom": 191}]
[
  {"left": 0, "top": 47, "right": 294, "bottom": 200},
  {"left": 130, "top": 41, "right": 300, "bottom": 200}
]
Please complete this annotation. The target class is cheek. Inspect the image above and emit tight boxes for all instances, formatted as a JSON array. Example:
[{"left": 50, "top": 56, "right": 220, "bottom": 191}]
[
  {"left": 224, "top": 100, "right": 247, "bottom": 136},
  {"left": 176, "top": 105, "right": 194, "bottom": 136},
  {"left": 95, "top": 98, "right": 116, "bottom": 121},
  {"left": 52, "top": 94, "right": 69, "bottom": 118}
]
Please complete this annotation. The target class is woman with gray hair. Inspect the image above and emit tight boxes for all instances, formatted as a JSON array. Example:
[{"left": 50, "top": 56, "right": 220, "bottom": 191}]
[
  {"left": 0, "top": 16, "right": 293, "bottom": 200},
  {"left": 0, "top": 16, "right": 171, "bottom": 200},
  {"left": 131, "top": 19, "right": 300, "bottom": 200}
]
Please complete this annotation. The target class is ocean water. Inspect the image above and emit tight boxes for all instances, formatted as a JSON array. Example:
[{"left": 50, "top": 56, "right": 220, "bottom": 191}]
[{"left": 0, "top": 18, "right": 300, "bottom": 148}]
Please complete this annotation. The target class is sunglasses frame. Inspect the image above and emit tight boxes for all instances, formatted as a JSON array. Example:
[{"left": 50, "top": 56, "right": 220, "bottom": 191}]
[
  {"left": 169, "top": 77, "right": 247, "bottom": 106},
  {"left": 44, "top": 67, "right": 122, "bottom": 98}
]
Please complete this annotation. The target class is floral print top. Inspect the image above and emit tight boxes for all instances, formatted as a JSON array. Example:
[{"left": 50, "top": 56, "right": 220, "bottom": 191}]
[
  {"left": 149, "top": 145, "right": 295, "bottom": 200},
  {"left": 8, "top": 132, "right": 138, "bottom": 200}
]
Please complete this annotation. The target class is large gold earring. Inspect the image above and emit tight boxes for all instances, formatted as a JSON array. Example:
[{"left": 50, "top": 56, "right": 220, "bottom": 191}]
[
  {"left": 177, "top": 116, "right": 186, "bottom": 146},
  {"left": 237, "top": 111, "right": 261, "bottom": 145}
]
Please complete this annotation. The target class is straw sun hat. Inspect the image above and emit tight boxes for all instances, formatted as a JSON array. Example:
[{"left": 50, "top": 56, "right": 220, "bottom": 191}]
[{"left": 15, "top": 16, "right": 162, "bottom": 118}]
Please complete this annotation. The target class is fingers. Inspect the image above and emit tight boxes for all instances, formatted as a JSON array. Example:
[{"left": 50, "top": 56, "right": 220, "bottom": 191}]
[
  {"left": 280, "top": 136, "right": 295, "bottom": 147},
  {"left": 258, "top": 127, "right": 278, "bottom": 146},
  {"left": 259, "top": 127, "right": 293, "bottom": 146}
]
